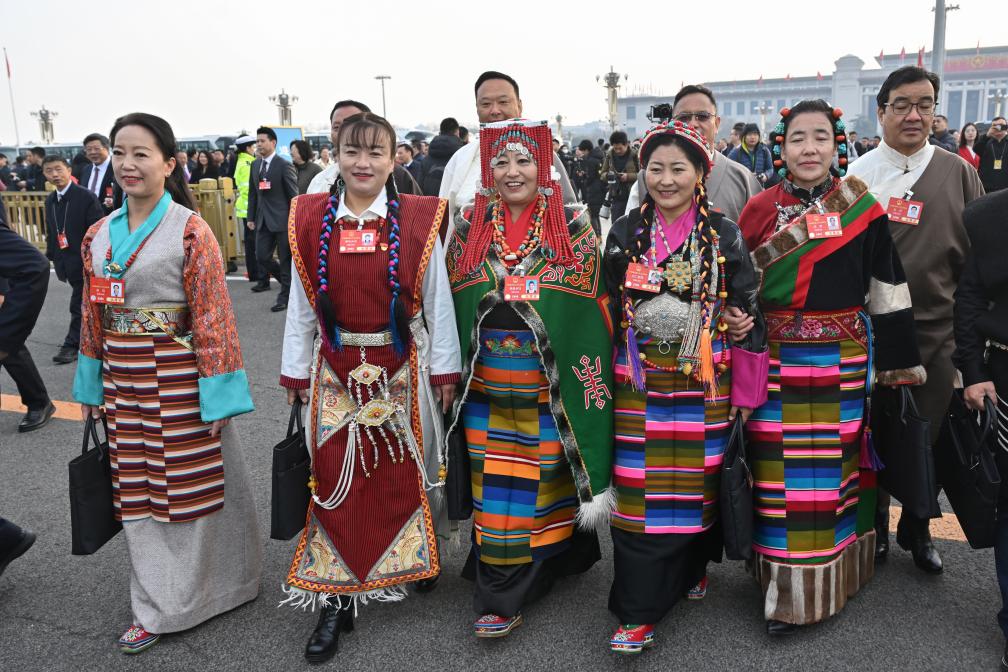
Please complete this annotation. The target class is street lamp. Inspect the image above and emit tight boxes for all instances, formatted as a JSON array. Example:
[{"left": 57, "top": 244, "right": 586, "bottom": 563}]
[
  {"left": 375, "top": 75, "right": 391, "bottom": 118},
  {"left": 269, "top": 89, "right": 298, "bottom": 126},
  {"left": 555, "top": 114, "right": 564, "bottom": 144},
  {"left": 757, "top": 103, "right": 772, "bottom": 138},
  {"left": 30, "top": 105, "right": 57, "bottom": 144},
  {"left": 930, "top": 1, "right": 960, "bottom": 86},
  {"left": 597, "top": 67, "right": 628, "bottom": 131},
  {"left": 990, "top": 89, "right": 1006, "bottom": 119}
]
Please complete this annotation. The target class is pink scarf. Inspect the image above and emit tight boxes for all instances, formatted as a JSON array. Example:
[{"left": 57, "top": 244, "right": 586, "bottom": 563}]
[{"left": 653, "top": 203, "right": 697, "bottom": 260}]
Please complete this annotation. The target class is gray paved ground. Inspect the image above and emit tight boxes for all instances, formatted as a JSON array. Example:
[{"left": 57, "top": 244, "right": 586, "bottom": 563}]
[{"left": 0, "top": 272, "right": 1004, "bottom": 671}]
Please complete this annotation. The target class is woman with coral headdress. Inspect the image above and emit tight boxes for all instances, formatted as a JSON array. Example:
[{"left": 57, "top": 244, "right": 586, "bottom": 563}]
[
  {"left": 445, "top": 119, "right": 614, "bottom": 639},
  {"left": 732, "top": 100, "right": 925, "bottom": 635},
  {"left": 603, "top": 120, "right": 767, "bottom": 654}
]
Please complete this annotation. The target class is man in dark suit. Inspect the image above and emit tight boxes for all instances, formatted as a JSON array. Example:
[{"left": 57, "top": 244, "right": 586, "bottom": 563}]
[
  {"left": 79, "top": 133, "right": 118, "bottom": 215},
  {"left": 0, "top": 204, "right": 49, "bottom": 569},
  {"left": 247, "top": 126, "right": 298, "bottom": 312},
  {"left": 0, "top": 204, "right": 55, "bottom": 433},
  {"left": 42, "top": 155, "right": 104, "bottom": 364}
]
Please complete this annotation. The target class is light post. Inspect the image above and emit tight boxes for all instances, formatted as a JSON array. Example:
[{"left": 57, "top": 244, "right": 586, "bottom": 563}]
[
  {"left": 757, "top": 103, "right": 772, "bottom": 139},
  {"left": 30, "top": 105, "right": 57, "bottom": 144},
  {"left": 930, "top": 0, "right": 959, "bottom": 86},
  {"left": 597, "top": 67, "right": 628, "bottom": 131},
  {"left": 269, "top": 89, "right": 298, "bottom": 126},
  {"left": 555, "top": 114, "right": 564, "bottom": 144},
  {"left": 375, "top": 75, "right": 391, "bottom": 118},
  {"left": 990, "top": 89, "right": 1006, "bottom": 119}
]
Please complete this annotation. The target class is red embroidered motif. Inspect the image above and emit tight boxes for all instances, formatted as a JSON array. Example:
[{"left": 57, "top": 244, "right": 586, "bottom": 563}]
[{"left": 571, "top": 355, "right": 611, "bottom": 410}]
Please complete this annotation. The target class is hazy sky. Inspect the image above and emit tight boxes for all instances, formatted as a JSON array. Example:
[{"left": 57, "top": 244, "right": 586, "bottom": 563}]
[{"left": 1, "top": 0, "right": 1004, "bottom": 144}]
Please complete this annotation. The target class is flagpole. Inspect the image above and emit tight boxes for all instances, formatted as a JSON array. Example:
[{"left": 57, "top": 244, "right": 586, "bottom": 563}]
[{"left": 3, "top": 48, "right": 20, "bottom": 148}]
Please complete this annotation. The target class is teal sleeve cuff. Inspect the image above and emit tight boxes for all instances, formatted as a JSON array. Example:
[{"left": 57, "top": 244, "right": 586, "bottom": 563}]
[
  {"left": 198, "top": 369, "right": 255, "bottom": 422},
  {"left": 72, "top": 353, "right": 105, "bottom": 406}
]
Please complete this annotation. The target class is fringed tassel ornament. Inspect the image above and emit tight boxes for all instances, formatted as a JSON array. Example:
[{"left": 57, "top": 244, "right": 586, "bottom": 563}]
[
  {"left": 859, "top": 428, "right": 884, "bottom": 470},
  {"left": 541, "top": 181, "right": 575, "bottom": 265},
  {"left": 698, "top": 326, "right": 717, "bottom": 401},
  {"left": 624, "top": 325, "right": 646, "bottom": 392},
  {"left": 453, "top": 192, "right": 494, "bottom": 281}
]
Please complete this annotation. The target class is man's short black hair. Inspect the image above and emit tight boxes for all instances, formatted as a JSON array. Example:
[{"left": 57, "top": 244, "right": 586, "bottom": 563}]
[
  {"left": 610, "top": 131, "right": 628, "bottom": 145},
  {"left": 440, "top": 117, "right": 460, "bottom": 135},
  {"left": 474, "top": 71, "right": 519, "bottom": 99},
  {"left": 0, "top": 153, "right": 6, "bottom": 160},
  {"left": 42, "top": 154, "right": 70, "bottom": 167},
  {"left": 397, "top": 142, "right": 414, "bottom": 156},
  {"left": 673, "top": 84, "right": 717, "bottom": 109},
  {"left": 329, "top": 99, "right": 371, "bottom": 121},
  {"left": 578, "top": 139, "right": 593, "bottom": 152},
  {"left": 876, "top": 65, "right": 941, "bottom": 108},
  {"left": 83, "top": 133, "right": 110, "bottom": 148},
  {"left": 256, "top": 126, "right": 277, "bottom": 142},
  {"left": 459, "top": 126, "right": 469, "bottom": 141},
  {"left": 29, "top": 146, "right": 45, "bottom": 158},
  {"left": 935, "top": 114, "right": 948, "bottom": 122}
]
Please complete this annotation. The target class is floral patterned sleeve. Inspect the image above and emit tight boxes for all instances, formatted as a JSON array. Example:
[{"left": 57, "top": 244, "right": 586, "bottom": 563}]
[
  {"left": 182, "top": 215, "right": 255, "bottom": 422},
  {"left": 72, "top": 220, "right": 108, "bottom": 406}
]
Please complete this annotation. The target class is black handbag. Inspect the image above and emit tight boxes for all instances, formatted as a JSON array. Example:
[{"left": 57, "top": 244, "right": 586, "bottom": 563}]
[
  {"left": 270, "top": 400, "right": 312, "bottom": 541},
  {"left": 445, "top": 419, "right": 473, "bottom": 521},
  {"left": 934, "top": 391, "right": 1000, "bottom": 549},
  {"left": 720, "top": 414, "right": 753, "bottom": 561},
  {"left": 68, "top": 416, "right": 122, "bottom": 555},
  {"left": 872, "top": 386, "right": 941, "bottom": 519}
]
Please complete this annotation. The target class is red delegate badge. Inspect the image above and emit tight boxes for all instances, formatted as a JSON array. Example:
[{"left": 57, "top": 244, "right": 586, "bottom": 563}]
[
  {"left": 624, "top": 262, "right": 662, "bottom": 293},
  {"left": 806, "top": 212, "right": 843, "bottom": 239},
  {"left": 57, "top": 232, "right": 69, "bottom": 249},
  {"left": 887, "top": 197, "right": 924, "bottom": 226},
  {"left": 339, "top": 229, "right": 377, "bottom": 253},
  {"left": 90, "top": 277, "right": 125, "bottom": 305},
  {"left": 504, "top": 275, "right": 540, "bottom": 301}
]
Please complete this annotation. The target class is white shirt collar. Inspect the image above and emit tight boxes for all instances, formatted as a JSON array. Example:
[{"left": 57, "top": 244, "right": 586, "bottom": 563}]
[
  {"left": 877, "top": 139, "right": 934, "bottom": 173},
  {"left": 261, "top": 151, "right": 275, "bottom": 165},
  {"left": 56, "top": 183, "right": 72, "bottom": 198},
  {"left": 335, "top": 186, "right": 388, "bottom": 223}
]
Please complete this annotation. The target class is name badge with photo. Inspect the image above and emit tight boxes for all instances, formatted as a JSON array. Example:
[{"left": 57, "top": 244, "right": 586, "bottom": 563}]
[
  {"left": 806, "top": 212, "right": 843, "bottom": 239},
  {"left": 624, "top": 262, "right": 661, "bottom": 293},
  {"left": 258, "top": 179, "right": 271, "bottom": 191},
  {"left": 339, "top": 229, "right": 378, "bottom": 253},
  {"left": 58, "top": 232, "right": 69, "bottom": 249},
  {"left": 91, "top": 277, "right": 125, "bottom": 305},
  {"left": 504, "top": 275, "right": 540, "bottom": 301},
  {"left": 887, "top": 197, "right": 924, "bottom": 226}
]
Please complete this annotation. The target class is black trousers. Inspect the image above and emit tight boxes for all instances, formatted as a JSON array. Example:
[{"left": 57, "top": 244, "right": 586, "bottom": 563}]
[
  {"left": 239, "top": 219, "right": 260, "bottom": 282},
  {"left": 63, "top": 274, "right": 83, "bottom": 348},
  {"left": 255, "top": 225, "right": 291, "bottom": 302},
  {"left": 1, "top": 346, "right": 49, "bottom": 411}
]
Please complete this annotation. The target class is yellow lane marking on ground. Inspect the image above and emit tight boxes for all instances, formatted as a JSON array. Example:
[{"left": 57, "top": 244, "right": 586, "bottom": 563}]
[
  {"left": 0, "top": 394, "right": 81, "bottom": 421},
  {"left": 890, "top": 506, "right": 967, "bottom": 543}
]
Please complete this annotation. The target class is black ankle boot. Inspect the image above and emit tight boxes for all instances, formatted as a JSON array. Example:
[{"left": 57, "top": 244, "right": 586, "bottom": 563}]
[
  {"left": 766, "top": 620, "right": 798, "bottom": 636},
  {"left": 896, "top": 517, "right": 943, "bottom": 574},
  {"left": 874, "top": 508, "right": 890, "bottom": 562},
  {"left": 304, "top": 603, "right": 354, "bottom": 664}
]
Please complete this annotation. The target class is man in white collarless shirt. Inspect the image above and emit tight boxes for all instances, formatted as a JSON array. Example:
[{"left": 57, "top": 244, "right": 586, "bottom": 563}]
[{"left": 848, "top": 65, "right": 984, "bottom": 576}]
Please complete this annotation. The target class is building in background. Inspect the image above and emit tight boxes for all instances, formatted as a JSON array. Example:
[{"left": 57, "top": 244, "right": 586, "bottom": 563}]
[{"left": 618, "top": 45, "right": 1008, "bottom": 140}]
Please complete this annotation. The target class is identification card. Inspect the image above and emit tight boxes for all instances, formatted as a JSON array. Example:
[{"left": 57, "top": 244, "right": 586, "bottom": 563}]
[
  {"left": 103, "top": 185, "right": 113, "bottom": 209},
  {"left": 90, "top": 277, "right": 125, "bottom": 305},
  {"left": 57, "top": 232, "right": 69, "bottom": 249},
  {"left": 339, "top": 229, "right": 377, "bottom": 253},
  {"left": 624, "top": 262, "right": 662, "bottom": 293},
  {"left": 504, "top": 275, "right": 540, "bottom": 301},
  {"left": 886, "top": 197, "right": 924, "bottom": 226},
  {"left": 995, "top": 159, "right": 1003, "bottom": 171},
  {"left": 806, "top": 212, "right": 843, "bottom": 239},
  {"left": 258, "top": 179, "right": 271, "bottom": 190}
]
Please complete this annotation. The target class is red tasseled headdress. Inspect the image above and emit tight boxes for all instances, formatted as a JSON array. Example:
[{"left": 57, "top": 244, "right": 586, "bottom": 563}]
[{"left": 453, "top": 119, "right": 574, "bottom": 279}]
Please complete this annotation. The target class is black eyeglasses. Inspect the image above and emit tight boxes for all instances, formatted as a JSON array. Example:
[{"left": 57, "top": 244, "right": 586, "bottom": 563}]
[
  {"left": 883, "top": 99, "right": 937, "bottom": 116},
  {"left": 674, "top": 112, "right": 715, "bottom": 123}
]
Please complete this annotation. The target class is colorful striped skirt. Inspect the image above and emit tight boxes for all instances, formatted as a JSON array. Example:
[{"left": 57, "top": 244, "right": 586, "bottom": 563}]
[
  {"left": 103, "top": 331, "right": 224, "bottom": 523},
  {"left": 464, "top": 328, "right": 577, "bottom": 566},
  {"left": 611, "top": 336, "right": 731, "bottom": 534},
  {"left": 748, "top": 309, "right": 876, "bottom": 624}
]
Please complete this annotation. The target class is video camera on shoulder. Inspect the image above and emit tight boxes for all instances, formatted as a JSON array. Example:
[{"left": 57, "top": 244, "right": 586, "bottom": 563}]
[{"left": 647, "top": 103, "right": 675, "bottom": 124}]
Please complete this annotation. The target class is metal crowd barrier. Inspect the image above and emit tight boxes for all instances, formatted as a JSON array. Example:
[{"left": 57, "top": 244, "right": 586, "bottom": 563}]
[{"left": 1, "top": 177, "right": 241, "bottom": 266}]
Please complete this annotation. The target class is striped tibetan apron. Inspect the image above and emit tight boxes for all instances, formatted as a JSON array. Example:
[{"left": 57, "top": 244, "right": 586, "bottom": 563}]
[
  {"left": 464, "top": 328, "right": 577, "bottom": 565},
  {"left": 101, "top": 306, "right": 224, "bottom": 523}
]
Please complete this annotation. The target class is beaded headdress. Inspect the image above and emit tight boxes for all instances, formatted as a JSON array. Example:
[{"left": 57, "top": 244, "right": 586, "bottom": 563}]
[
  {"left": 453, "top": 118, "right": 574, "bottom": 280},
  {"left": 770, "top": 103, "right": 849, "bottom": 180},
  {"left": 638, "top": 120, "right": 714, "bottom": 177}
]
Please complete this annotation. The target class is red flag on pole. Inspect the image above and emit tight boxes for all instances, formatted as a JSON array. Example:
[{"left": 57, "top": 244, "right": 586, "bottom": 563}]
[
  {"left": 917, "top": 46, "right": 924, "bottom": 67},
  {"left": 785, "top": 73, "right": 791, "bottom": 81},
  {"left": 878, "top": 48, "right": 884, "bottom": 61},
  {"left": 900, "top": 46, "right": 906, "bottom": 61},
  {"left": 757, "top": 74, "right": 763, "bottom": 86}
]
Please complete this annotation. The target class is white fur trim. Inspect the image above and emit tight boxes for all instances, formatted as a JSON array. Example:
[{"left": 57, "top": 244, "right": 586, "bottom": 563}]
[{"left": 574, "top": 486, "right": 616, "bottom": 531}]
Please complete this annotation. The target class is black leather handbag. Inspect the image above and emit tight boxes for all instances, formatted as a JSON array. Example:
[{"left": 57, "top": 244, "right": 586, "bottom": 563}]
[
  {"left": 270, "top": 400, "right": 312, "bottom": 541},
  {"left": 872, "top": 386, "right": 941, "bottom": 519},
  {"left": 720, "top": 414, "right": 753, "bottom": 561},
  {"left": 935, "top": 391, "right": 1000, "bottom": 549},
  {"left": 445, "top": 420, "right": 473, "bottom": 521},
  {"left": 68, "top": 416, "right": 122, "bottom": 555}
]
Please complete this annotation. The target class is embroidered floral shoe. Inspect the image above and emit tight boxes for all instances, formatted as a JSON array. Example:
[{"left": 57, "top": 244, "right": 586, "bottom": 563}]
[
  {"left": 473, "top": 613, "right": 523, "bottom": 638},
  {"left": 610, "top": 624, "right": 655, "bottom": 654},
  {"left": 687, "top": 575, "right": 709, "bottom": 600},
  {"left": 118, "top": 625, "right": 160, "bottom": 654}
]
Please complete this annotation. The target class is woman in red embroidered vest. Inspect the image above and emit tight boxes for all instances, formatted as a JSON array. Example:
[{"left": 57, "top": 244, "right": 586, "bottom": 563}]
[
  {"left": 445, "top": 119, "right": 615, "bottom": 639},
  {"left": 72, "top": 113, "right": 259, "bottom": 654},
  {"left": 603, "top": 121, "right": 768, "bottom": 654},
  {"left": 279, "top": 113, "right": 461, "bottom": 664},
  {"left": 734, "top": 100, "right": 925, "bottom": 634}
]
